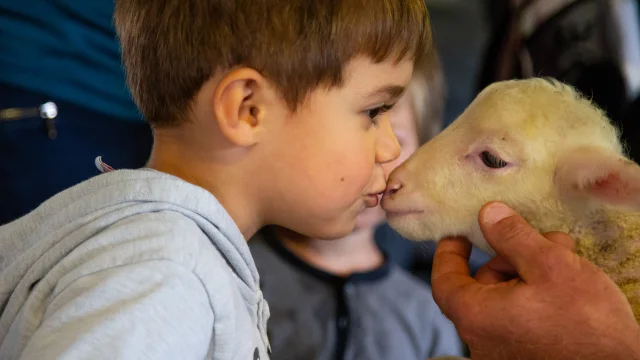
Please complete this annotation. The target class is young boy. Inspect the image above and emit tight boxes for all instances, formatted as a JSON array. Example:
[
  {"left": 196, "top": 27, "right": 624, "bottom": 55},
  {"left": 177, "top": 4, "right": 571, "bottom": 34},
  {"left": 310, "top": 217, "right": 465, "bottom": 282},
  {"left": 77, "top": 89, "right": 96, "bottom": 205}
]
[
  {"left": 249, "top": 54, "right": 466, "bottom": 360},
  {"left": 0, "top": 1, "right": 431, "bottom": 359}
]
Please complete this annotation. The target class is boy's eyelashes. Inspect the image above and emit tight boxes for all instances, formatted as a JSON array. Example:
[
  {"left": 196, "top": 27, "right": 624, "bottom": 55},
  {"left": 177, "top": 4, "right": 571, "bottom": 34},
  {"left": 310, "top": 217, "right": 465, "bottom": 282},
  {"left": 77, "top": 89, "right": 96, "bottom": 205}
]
[{"left": 364, "top": 103, "right": 396, "bottom": 125}]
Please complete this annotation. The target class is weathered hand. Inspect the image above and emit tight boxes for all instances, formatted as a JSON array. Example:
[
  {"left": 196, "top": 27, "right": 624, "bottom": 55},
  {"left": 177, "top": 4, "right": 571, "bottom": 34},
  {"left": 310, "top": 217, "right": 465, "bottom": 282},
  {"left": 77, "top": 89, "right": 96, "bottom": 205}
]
[{"left": 431, "top": 202, "right": 640, "bottom": 360}]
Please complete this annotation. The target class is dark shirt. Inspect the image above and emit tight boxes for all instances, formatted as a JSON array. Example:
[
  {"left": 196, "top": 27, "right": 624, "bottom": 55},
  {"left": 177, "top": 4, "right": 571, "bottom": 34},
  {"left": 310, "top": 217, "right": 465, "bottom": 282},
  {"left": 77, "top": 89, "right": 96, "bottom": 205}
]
[{"left": 249, "top": 230, "right": 465, "bottom": 360}]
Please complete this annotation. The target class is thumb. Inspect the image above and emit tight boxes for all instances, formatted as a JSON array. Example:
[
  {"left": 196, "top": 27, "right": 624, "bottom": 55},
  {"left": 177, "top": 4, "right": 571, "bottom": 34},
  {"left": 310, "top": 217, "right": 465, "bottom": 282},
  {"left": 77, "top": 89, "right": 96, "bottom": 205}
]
[
  {"left": 478, "top": 201, "right": 557, "bottom": 283},
  {"left": 474, "top": 230, "right": 576, "bottom": 285}
]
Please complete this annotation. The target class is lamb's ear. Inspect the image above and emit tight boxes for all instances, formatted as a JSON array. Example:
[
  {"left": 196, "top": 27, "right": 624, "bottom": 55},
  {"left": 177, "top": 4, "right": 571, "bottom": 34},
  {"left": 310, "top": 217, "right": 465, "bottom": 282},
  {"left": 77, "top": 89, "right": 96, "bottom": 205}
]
[{"left": 554, "top": 146, "right": 640, "bottom": 210}]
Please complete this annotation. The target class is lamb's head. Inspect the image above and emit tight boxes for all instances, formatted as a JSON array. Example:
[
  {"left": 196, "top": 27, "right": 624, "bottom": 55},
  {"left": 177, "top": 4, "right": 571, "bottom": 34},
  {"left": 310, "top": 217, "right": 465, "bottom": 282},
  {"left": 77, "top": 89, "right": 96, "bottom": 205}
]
[{"left": 381, "top": 77, "right": 640, "bottom": 256}]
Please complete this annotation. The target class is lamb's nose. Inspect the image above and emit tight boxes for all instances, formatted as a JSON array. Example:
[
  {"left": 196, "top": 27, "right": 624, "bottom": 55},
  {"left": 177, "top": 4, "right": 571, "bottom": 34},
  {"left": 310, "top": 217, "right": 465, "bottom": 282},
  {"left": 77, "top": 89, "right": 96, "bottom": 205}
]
[{"left": 384, "top": 179, "right": 403, "bottom": 197}]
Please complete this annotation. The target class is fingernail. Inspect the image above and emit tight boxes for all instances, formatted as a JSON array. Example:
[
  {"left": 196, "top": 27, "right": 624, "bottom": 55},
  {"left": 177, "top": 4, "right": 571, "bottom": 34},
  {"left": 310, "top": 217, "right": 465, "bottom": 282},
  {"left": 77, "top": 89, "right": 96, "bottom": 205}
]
[{"left": 482, "top": 202, "right": 514, "bottom": 225}]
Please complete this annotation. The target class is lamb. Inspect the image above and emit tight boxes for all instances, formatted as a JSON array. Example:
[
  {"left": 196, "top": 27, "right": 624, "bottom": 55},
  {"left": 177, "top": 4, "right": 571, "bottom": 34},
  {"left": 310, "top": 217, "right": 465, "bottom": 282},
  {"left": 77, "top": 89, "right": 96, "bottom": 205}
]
[{"left": 381, "top": 77, "right": 640, "bottom": 321}]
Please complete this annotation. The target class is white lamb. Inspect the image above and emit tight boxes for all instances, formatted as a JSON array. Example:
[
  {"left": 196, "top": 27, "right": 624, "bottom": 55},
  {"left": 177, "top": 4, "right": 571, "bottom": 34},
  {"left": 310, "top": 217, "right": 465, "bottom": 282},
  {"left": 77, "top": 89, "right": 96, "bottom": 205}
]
[{"left": 382, "top": 77, "right": 640, "bottom": 321}]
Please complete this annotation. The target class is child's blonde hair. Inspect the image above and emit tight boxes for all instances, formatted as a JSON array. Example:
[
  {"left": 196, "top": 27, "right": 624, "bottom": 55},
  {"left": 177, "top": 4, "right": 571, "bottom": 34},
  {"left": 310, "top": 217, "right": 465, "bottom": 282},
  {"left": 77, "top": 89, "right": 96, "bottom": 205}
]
[{"left": 408, "top": 49, "right": 445, "bottom": 144}]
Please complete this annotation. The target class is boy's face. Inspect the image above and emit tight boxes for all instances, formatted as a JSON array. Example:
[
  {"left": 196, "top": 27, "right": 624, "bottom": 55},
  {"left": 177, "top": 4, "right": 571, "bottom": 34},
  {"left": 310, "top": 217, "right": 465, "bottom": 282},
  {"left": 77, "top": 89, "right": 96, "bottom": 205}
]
[
  {"left": 261, "top": 57, "right": 414, "bottom": 240},
  {"left": 354, "top": 86, "right": 422, "bottom": 231}
]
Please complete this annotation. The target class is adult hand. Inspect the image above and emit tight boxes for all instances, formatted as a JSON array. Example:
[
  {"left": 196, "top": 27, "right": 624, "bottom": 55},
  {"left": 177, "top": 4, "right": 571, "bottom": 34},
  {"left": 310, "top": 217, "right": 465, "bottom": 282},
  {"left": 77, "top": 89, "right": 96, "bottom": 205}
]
[{"left": 431, "top": 201, "right": 640, "bottom": 360}]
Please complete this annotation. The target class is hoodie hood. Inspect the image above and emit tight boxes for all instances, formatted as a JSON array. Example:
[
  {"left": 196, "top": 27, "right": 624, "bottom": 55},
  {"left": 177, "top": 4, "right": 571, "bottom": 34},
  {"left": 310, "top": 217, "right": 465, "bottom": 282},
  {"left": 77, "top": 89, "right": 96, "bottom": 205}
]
[{"left": 0, "top": 168, "right": 263, "bottom": 345}]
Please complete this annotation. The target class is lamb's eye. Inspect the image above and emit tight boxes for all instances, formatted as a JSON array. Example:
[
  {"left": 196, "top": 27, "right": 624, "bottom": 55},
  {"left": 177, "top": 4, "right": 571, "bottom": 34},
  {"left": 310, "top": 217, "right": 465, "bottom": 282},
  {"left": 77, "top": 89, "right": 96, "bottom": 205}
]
[{"left": 480, "top": 151, "right": 508, "bottom": 169}]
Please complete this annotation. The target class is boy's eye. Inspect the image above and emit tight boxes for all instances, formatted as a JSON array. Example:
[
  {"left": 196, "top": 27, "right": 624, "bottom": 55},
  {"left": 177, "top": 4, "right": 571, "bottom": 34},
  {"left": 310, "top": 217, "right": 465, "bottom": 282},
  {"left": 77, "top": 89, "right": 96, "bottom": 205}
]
[{"left": 365, "top": 104, "right": 394, "bottom": 125}]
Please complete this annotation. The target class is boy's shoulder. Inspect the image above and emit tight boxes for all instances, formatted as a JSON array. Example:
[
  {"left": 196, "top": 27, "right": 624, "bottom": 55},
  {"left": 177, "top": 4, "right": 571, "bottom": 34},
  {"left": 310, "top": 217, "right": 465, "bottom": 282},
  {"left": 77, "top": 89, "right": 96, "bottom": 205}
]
[
  {"left": 66, "top": 210, "right": 225, "bottom": 279},
  {"left": 2, "top": 211, "right": 270, "bottom": 360},
  {"left": 0, "top": 169, "right": 271, "bottom": 359},
  {"left": 61, "top": 209, "right": 262, "bottom": 319}
]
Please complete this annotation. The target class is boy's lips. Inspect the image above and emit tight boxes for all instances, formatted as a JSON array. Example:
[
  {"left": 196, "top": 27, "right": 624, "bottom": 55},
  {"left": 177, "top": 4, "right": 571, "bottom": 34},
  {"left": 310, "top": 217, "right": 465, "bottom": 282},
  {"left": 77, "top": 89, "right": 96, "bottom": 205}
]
[
  {"left": 363, "top": 179, "right": 386, "bottom": 208},
  {"left": 364, "top": 191, "right": 384, "bottom": 208}
]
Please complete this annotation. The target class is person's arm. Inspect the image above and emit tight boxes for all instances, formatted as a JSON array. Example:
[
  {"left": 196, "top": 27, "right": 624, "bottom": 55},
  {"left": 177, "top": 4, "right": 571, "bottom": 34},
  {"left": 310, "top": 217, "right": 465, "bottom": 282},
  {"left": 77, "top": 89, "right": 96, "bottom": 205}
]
[
  {"left": 431, "top": 201, "right": 640, "bottom": 360},
  {"left": 20, "top": 260, "right": 213, "bottom": 360}
]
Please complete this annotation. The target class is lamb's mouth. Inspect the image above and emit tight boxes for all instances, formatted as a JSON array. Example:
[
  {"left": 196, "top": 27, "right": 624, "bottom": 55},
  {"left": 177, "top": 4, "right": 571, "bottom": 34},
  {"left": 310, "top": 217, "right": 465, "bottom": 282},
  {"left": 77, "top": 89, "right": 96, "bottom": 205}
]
[{"left": 384, "top": 209, "right": 424, "bottom": 218}]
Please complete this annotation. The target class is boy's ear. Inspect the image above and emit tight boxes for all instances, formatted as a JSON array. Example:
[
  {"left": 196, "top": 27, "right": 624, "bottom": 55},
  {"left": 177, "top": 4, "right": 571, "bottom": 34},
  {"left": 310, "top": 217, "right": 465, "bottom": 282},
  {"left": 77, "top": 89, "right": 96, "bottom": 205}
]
[
  {"left": 554, "top": 146, "right": 640, "bottom": 210},
  {"left": 212, "top": 68, "right": 267, "bottom": 147}
]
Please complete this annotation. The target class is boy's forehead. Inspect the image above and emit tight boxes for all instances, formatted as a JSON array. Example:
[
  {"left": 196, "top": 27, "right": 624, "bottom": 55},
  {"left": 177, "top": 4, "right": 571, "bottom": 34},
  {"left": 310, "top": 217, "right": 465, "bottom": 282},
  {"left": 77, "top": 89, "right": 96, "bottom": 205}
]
[{"left": 344, "top": 57, "right": 414, "bottom": 99}]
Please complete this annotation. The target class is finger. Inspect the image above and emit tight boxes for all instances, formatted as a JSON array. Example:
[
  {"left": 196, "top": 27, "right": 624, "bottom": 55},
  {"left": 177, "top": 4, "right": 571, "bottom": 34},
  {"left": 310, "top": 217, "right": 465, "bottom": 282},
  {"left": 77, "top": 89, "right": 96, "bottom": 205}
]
[
  {"left": 542, "top": 231, "right": 576, "bottom": 252},
  {"left": 478, "top": 201, "right": 557, "bottom": 283},
  {"left": 474, "top": 255, "right": 519, "bottom": 285},
  {"left": 431, "top": 237, "right": 478, "bottom": 318}
]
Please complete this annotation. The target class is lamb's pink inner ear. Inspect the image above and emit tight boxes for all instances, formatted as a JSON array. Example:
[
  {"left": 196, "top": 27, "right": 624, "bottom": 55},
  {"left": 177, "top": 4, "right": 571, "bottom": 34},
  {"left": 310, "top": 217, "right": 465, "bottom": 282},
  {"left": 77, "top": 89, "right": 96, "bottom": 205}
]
[{"left": 555, "top": 146, "right": 640, "bottom": 209}]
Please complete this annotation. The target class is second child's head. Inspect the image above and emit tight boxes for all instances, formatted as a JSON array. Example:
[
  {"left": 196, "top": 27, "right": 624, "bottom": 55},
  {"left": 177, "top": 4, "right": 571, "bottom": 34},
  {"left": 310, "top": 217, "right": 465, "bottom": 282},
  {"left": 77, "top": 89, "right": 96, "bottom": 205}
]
[
  {"left": 354, "top": 52, "right": 445, "bottom": 231},
  {"left": 114, "top": 1, "right": 432, "bottom": 239}
]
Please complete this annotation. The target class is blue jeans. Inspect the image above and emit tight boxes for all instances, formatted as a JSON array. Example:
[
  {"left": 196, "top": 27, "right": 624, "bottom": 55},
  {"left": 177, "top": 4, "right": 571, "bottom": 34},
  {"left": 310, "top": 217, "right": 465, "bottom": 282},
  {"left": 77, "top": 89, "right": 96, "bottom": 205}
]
[{"left": 0, "top": 84, "right": 152, "bottom": 225}]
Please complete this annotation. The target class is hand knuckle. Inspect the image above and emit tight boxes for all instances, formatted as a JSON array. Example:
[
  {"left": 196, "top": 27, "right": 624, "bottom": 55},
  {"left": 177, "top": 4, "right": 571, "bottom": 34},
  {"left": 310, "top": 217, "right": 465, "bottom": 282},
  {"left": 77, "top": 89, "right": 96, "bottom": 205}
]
[
  {"left": 497, "top": 217, "right": 536, "bottom": 244},
  {"left": 543, "top": 250, "right": 568, "bottom": 274}
]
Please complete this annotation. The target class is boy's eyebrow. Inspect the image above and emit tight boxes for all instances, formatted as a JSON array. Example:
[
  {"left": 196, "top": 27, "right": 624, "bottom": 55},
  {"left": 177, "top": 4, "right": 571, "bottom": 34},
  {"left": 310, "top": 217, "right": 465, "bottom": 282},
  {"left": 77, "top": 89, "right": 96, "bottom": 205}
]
[{"left": 365, "top": 85, "right": 406, "bottom": 101}]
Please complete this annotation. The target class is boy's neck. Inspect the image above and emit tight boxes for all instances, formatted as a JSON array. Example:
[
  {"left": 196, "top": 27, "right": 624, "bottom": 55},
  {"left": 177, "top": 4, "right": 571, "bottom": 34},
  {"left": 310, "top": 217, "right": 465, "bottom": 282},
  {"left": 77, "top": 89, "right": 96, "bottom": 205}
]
[
  {"left": 278, "top": 227, "right": 385, "bottom": 277},
  {"left": 147, "top": 130, "right": 263, "bottom": 240}
]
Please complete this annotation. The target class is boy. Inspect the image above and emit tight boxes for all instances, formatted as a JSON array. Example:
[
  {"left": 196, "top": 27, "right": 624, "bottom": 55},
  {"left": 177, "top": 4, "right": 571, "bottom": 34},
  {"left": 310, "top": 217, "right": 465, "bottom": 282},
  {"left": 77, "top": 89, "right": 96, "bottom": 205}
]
[
  {"left": 0, "top": 1, "right": 431, "bottom": 359},
  {"left": 249, "top": 54, "right": 467, "bottom": 360}
]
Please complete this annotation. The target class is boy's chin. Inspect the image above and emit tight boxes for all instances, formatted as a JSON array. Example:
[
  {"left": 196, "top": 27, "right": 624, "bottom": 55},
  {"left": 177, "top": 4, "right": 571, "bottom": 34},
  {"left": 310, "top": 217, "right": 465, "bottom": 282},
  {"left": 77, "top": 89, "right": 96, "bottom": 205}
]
[
  {"left": 306, "top": 220, "right": 363, "bottom": 241},
  {"left": 309, "top": 229, "right": 353, "bottom": 241},
  {"left": 279, "top": 221, "right": 350, "bottom": 241},
  {"left": 273, "top": 224, "right": 352, "bottom": 242},
  {"left": 283, "top": 209, "right": 382, "bottom": 240}
]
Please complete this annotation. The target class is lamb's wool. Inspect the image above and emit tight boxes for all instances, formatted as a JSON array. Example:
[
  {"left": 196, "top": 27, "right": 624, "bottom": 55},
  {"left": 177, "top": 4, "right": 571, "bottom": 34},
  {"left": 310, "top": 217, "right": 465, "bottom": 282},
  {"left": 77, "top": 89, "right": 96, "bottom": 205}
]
[{"left": 383, "top": 77, "right": 640, "bottom": 321}]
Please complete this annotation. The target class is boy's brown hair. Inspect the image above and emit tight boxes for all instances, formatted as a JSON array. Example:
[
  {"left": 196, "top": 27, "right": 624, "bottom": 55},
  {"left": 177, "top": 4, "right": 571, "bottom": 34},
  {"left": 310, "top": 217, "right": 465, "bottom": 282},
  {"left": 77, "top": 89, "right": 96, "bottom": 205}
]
[{"left": 114, "top": 0, "right": 432, "bottom": 127}]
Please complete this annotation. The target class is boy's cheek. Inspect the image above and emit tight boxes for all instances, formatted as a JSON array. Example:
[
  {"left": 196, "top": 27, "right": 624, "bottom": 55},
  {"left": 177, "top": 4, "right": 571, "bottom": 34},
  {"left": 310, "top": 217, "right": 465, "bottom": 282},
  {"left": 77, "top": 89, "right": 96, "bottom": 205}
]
[{"left": 304, "top": 172, "right": 363, "bottom": 204}]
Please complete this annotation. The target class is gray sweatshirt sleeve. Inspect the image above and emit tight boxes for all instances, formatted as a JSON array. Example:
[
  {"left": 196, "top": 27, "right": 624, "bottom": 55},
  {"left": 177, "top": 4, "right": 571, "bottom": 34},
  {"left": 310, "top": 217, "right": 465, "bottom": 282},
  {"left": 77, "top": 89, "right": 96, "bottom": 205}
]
[{"left": 19, "top": 260, "right": 214, "bottom": 360}]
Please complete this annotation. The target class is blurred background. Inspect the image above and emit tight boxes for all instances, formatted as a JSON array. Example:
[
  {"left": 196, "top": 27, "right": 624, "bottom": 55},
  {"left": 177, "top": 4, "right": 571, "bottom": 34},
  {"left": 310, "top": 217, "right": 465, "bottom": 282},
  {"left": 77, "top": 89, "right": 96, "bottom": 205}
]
[{"left": 430, "top": 0, "right": 639, "bottom": 131}]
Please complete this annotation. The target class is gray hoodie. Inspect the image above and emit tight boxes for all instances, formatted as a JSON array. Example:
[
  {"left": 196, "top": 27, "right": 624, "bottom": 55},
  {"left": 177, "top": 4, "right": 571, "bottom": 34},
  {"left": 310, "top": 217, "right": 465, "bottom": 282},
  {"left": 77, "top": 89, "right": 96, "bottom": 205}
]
[{"left": 0, "top": 169, "right": 270, "bottom": 360}]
